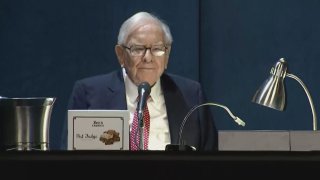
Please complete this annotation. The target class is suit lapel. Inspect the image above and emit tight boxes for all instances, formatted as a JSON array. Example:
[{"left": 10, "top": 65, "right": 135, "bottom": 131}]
[
  {"left": 103, "top": 70, "right": 127, "bottom": 110},
  {"left": 161, "top": 74, "right": 189, "bottom": 144}
]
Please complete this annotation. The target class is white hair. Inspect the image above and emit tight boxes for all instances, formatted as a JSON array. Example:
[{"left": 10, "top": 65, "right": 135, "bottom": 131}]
[{"left": 117, "top": 12, "right": 173, "bottom": 45}]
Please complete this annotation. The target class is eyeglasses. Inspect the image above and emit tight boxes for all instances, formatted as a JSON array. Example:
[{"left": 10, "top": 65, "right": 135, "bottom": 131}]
[{"left": 122, "top": 45, "right": 167, "bottom": 57}]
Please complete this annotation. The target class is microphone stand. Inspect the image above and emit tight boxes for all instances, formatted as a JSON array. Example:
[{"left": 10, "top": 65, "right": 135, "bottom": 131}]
[
  {"left": 135, "top": 81, "right": 151, "bottom": 150},
  {"left": 138, "top": 110, "right": 144, "bottom": 150},
  {"left": 165, "top": 102, "right": 246, "bottom": 151}
]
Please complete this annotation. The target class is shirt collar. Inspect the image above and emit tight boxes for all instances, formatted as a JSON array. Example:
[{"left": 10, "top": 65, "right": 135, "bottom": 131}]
[
  {"left": 122, "top": 68, "right": 162, "bottom": 104},
  {"left": 150, "top": 79, "right": 161, "bottom": 105}
]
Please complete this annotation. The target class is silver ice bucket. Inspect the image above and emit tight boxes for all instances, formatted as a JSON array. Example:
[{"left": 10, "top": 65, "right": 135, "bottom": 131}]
[{"left": 0, "top": 97, "right": 56, "bottom": 151}]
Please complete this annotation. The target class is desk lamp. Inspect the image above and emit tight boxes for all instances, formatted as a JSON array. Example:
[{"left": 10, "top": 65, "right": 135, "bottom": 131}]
[{"left": 252, "top": 58, "right": 317, "bottom": 130}]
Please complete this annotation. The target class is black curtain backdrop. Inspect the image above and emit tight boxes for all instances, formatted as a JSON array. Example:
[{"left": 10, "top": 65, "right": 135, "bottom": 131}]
[{"left": 1, "top": 0, "right": 319, "bottom": 150}]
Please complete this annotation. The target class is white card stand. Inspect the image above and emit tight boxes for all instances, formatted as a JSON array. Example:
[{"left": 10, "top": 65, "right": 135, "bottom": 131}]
[{"left": 68, "top": 110, "right": 129, "bottom": 150}]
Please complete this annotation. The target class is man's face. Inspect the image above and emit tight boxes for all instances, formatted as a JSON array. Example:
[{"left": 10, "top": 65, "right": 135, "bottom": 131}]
[{"left": 116, "top": 23, "right": 170, "bottom": 86}]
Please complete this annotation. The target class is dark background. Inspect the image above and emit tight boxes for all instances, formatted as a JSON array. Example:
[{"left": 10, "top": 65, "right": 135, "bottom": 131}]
[{"left": 1, "top": 0, "right": 319, "bottom": 149}]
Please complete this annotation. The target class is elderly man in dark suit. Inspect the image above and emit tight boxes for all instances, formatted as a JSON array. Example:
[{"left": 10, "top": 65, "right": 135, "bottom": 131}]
[{"left": 62, "top": 11, "right": 218, "bottom": 151}]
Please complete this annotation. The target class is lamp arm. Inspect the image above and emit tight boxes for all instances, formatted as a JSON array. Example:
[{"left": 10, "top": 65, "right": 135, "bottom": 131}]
[
  {"left": 179, "top": 102, "right": 245, "bottom": 144},
  {"left": 286, "top": 73, "right": 317, "bottom": 131}
]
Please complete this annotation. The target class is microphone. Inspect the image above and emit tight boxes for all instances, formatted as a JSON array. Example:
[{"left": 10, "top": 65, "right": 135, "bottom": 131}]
[
  {"left": 165, "top": 102, "right": 246, "bottom": 151},
  {"left": 136, "top": 82, "right": 151, "bottom": 150},
  {"left": 136, "top": 82, "right": 151, "bottom": 122}
]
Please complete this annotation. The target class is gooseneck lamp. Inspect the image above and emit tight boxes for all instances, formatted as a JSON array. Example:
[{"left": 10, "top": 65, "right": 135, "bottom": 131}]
[{"left": 252, "top": 58, "right": 317, "bottom": 131}]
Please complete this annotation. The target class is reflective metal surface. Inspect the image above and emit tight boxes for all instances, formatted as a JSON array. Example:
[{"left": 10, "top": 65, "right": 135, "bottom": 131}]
[
  {"left": 252, "top": 58, "right": 317, "bottom": 130},
  {"left": 0, "top": 97, "right": 56, "bottom": 151},
  {"left": 252, "top": 58, "right": 287, "bottom": 111}
]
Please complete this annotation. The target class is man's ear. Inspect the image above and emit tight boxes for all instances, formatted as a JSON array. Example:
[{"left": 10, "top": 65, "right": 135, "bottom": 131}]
[
  {"left": 164, "top": 46, "right": 171, "bottom": 69},
  {"left": 166, "top": 46, "right": 171, "bottom": 58},
  {"left": 115, "top": 45, "right": 124, "bottom": 67}
]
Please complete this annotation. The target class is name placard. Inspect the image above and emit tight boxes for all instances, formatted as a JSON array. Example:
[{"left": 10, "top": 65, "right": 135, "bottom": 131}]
[{"left": 68, "top": 110, "right": 129, "bottom": 150}]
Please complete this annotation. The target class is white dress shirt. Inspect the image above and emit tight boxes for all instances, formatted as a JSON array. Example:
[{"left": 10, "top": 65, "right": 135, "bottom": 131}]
[{"left": 122, "top": 68, "right": 171, "bottom": 150}]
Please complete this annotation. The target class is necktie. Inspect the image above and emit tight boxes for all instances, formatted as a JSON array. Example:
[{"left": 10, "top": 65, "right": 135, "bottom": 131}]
[{"left": 130, "top": 98, "right": 150, "bottom": 150}]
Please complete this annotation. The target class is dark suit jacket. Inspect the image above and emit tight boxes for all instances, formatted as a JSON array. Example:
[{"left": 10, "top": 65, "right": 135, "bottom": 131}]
[{"left": 61, "top": 70, "right": 218, "bottom": 151}]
